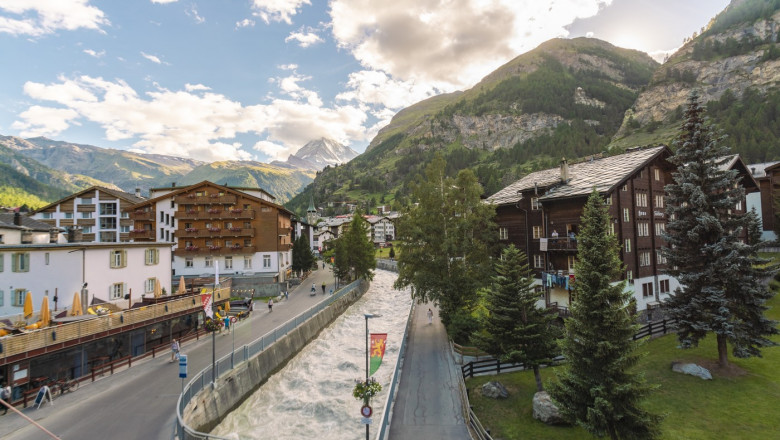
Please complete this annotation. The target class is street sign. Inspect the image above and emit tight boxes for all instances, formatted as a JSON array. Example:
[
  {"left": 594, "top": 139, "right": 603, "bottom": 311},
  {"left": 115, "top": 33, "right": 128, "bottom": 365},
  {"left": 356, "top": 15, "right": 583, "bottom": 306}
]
[
  {"left": 179, "top": 354, "right": 188, "bottom": 378},
  {"left": 360, "top": 417, "right": 372, "bottom": 425}
]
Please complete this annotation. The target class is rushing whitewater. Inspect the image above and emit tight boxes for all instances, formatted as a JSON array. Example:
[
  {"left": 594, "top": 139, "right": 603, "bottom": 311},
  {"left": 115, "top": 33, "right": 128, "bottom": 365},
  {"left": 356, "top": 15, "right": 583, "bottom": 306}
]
[{"left": 212, "top": 270, "right": 413, "bottom": 440}]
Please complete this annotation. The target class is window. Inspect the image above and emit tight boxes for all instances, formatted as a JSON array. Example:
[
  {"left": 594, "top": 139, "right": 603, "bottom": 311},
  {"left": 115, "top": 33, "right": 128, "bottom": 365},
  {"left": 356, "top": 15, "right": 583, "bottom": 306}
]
[
  {"left": 170, "top": 200, "right": 175, "bottom": 208},
  {"left": 42, "top": 212, "right": 53, "bottom": 219},
  {"left": 145, "top": 278, "right": 156, "bottom": 293},
  {"left": 64, "top": 212, "right": 74, "bottom": 219},
  {"left": 243, "top": 204, "right": 250, "bottom": 210},
  {"left": 121, "top": 212, "right": 129, "bottom": 218},
  {"left": 110, "top": 283, "right": 124, "bottom": 300},
  {"left": 244, "top": 256, "right": 252, "bottom": 269},
  {"left": 623, "top": 208, "right": 630, "bottom": 222},
  {"left": 100, "top": 218, "right": 117, "bottom": 229},
  {"left": 120, "top": 225, "right": 130, "bottom": 233},
  {"left": 45, "top": 253, "right": 50, "bottom": 265},
  {"left": 654, "top": 195, "right": 664, "bottom": 208},
  {"left": 165, "top": 214, "right": 170, "bottom": 225},
  {"left": 654, "top": 168, "right": 660, "bottom": 181},
  {"left": 659, "top": 279, "right": 670, "bottom": 294},
  {"left": 224, "top": 256, "right": 233, "bottom": 269},
  {"left": 263, "top": 255, "right": 271, "bottom": 268},
  {"left": 13, "top": 289, "right": 26, "bottom": 306},
  {"left": 261, "top": 207, "right": 271, "bottom": 212},
  {"left": 531, "top": 197, "right": 540, "bottom": 210},
  {"left": 205, "top": 256, "right": 213, "bottom": 268},
  {"left": 80, "top": 197, "right": 93, "bottom": 204},
  {"left": 622, "top": 184, "right": 628, "bottom": 191},
  {"left": 604, "top": 194, "right": 612, "bottom": 205},
  {"left": 640, "top": 251, "right": 651, "bottom": 266},
  {"left": 12, "top": 252, "right": 30, "bottom": 272},
  {"left": 145, "top": 248, "right": 159, "bottom": 265},
  {"left": 626, "top": 270, "right": 633, "bottom": 283},
  {"left": 243, "top": 221, "right": 251, "bottom": 228},
  {"left": 638, "top": 222, "right": 649, "bottom": 237},
  {"left": 100, "top": 203, "right": 117, "bottom": 216},
  {"left": 656, "top": 251, "right": 667, "bottom": 265},
  {"left": 636, "top": 193, "right": 647, "bottom": 207},
  {"left": 110, "top": 250, "right": 127, "bottom": 268},
  {"left": 655, "top": 222, "right": 665, "bottom": 236},
  {"left": 185, "top": 258, "right": 193, "bottom": 268},
  {"left": 609, "top": 222, "right": 615, "bottom": 236},
  {"left": 735, "top": 200, "right": 742, "bottom": 211},
  {"left": 532, "top": 226, "right": 542, "bottom": 239},
  {"left": 624, "top": 239, "right": 631, "bottom": 253},
  {"left": 642, "top": 282, "right": 653, "bottom": 298},
  {"left": 568, "top": 255, "right": 576, "bottom": 271},
  {"left": 81, "top": 211, "right": 93, "bottom": 219},
  {"left": 160, "top": 212, "right": 165, "bottom": 222},
  {"left": 165, "top": 231, "right": 170, "bottom": 242},
  {"left": 533, "top": 254, "right": 544, "bottom": 268},
  {"left": 82, "top": 226, "right": 93, "bottom": 234},
  {"left": 499, "top": 227, "right": 509, "bottom": 240}
]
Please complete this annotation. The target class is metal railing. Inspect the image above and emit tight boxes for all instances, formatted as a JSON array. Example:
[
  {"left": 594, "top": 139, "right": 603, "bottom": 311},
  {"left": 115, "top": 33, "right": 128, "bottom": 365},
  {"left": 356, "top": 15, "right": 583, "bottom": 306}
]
[
  {"left": 375, "top": 300, "right": 415, "bottom": 440},
  {"left": 175, "top": 280, "right": 365, "bottom": 440}
]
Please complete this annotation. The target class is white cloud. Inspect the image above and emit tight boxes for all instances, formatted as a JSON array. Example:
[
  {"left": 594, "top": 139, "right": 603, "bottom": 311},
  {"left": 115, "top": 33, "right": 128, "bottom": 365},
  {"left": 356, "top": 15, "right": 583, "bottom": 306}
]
[
  {"left": 336, "top": 70, "right": 436, "bottom": 110},
  {"left": 13, "top": 75, "right": 370, "bottom": 163},
  {"left": 278, "top": 63, "right": 298, "bottom": 70},
  {"left": 83, "top": 48, "right": 105, "bottom": 58},
  {"left": 235, "top": 18, "right": 255, "bottom": 29},
  {"left": 329, "top": 0, "right": 611, "bottom": 90},
  {"left": 251, "top": 0, "right": 310, "bottom": 25},
  {"left": 285, "top": 26, "right": 323, "bottom": 47},
  {"left": 141, "top": 51, "right": 163, "bottom": 64},
  {"left": 150, "top": 0, "right": 179, "bottom": 4},
  {"left": 0, "top": 0, "right": 109, "bottom": 36},
  {"left": 186, "top": 4, "right": 205, "bottom": 24}
]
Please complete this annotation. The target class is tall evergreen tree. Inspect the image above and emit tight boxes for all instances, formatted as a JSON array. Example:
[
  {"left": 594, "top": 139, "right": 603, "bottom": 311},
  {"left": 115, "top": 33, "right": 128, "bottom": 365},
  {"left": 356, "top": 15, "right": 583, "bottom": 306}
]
[
  {"left": 394, "top": 153, "right": 496, "bottom": 327},
  {"left": 550, "top": 190, "right": 660, "bottom": 440},
  {"left": 291, "top": 233, "right": 315, "bottom": 276},
  {"left": 663, "top": 91, "right": 777, "bottom": 367},
  {"left": 333, "top": 210, "right": 376, "bottom": 282},
  {"left": 473, "top": 244, "right": 559, "bottom": 392}
]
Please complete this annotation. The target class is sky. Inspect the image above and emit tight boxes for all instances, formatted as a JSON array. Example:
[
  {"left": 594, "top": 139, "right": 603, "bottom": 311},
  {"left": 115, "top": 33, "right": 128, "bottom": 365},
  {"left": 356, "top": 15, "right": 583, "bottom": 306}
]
[{"left": 0, "top": 0, "right": 731, "bottom": 164}]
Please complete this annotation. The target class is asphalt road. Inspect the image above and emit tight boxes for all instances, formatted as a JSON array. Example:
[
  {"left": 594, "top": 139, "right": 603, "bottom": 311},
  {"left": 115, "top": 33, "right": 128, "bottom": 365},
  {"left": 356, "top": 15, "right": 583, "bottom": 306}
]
[{"left": 1, "top": 266, "right": 339, "bottom": 440}]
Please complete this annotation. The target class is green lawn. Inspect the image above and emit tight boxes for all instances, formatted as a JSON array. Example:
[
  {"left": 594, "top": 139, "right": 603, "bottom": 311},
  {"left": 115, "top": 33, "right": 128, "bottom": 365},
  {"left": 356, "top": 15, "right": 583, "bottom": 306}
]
[{"left": 467, "top": 286, "right": 780, "bottom": 439}]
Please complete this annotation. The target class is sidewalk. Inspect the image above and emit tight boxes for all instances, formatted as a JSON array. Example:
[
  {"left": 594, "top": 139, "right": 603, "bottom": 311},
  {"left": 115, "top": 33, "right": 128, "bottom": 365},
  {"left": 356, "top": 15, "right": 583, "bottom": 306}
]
[
  {"left": 388, "top": 303, "right": 471, "bottom": 440},
  {"left": 0, "top": 265, "right": 338, "bottom": 440}
]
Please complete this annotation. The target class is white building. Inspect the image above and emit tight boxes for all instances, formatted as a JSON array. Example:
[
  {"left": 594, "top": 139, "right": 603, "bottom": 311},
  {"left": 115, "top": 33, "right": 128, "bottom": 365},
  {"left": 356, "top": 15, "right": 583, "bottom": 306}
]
[{"left": 0, "top": 242, "right": 172, "bottom": 318}]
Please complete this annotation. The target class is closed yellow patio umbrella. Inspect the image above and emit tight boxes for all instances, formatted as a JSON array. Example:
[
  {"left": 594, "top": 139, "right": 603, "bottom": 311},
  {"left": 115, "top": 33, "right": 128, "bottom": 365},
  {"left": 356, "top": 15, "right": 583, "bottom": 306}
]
[
  {"left": 23, "top": 291, "right": 33, "bottom": 318},
  {"left": 70, "top": 292, "right": 83, "bottom": 316},
  {"left": 40, "top": 295, "right": 51, "bottom": 327},
  {"left": 224, "top": 299, "right": 230, "bottom": 313},
  {"left": 154, "top": 279, "right": 162, "bottom": 298},
  {"left": 177, "top": 276, "right": 186, "bottom": 295}
]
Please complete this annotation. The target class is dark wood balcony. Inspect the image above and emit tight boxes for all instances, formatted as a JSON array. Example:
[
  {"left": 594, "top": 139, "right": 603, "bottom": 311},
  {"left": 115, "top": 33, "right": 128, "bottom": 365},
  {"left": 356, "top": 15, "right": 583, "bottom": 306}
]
[
  {"left": 129, "top": 210, "right": 154, "bottom": 220},
  {"left": 179, "top": 228, "right": 255, "bottom": 238},
  {"left": 278, "top": 227, "right": 291, "bottom": 236},
  {"left": 278, "top": 243, "right": 293, "bottom": 251},
  {"left": 173, "top": 194, "right": 237, "bottom": 205},
  {"left": 547, "top": 302, "right": 570, "bottom": 319},
  {"left": 173, "top": 245, "right": 257, "bottom": 257},
  {"left": 544, "top": 236, "right": 578, "bottom": 251},
  {"left": 177, "top": 209, "right": 255, "bottom": 220},
  {"left": 129, "top": 229, "right": 155, "bottom": 239}
]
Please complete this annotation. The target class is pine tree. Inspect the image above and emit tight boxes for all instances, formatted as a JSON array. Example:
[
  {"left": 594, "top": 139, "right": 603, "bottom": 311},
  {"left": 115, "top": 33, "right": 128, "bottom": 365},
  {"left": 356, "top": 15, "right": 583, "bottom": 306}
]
[
  {"left": 333, "top": 210, "right": 376, "bottom": 282},
  {"left": 291, "top": 233, "right": 315, "bottom": 276},
  {"left": 663, "top": 91, "right": 777, "bottom": 367},
  {"left": 394, "top": 153, "right": 496, "bottom": 326},
  {"left": 473, "top": 244, "right": 559, "bottom": 392},
  {"left": 550, "top": 190, "right": 660, "bottom": 440}
]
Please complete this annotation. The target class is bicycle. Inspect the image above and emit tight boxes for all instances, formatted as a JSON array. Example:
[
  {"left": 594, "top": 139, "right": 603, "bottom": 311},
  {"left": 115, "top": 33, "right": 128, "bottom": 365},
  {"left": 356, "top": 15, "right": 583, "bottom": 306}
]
[{"left": 51, "top": 377, "right": 79, "bottom": 396}]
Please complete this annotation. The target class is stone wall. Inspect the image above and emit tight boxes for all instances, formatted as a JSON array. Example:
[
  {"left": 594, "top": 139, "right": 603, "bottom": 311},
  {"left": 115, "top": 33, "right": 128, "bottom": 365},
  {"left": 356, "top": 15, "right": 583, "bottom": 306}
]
[{"left": 183, "top": 280, "right": 369, "bottom": 434}]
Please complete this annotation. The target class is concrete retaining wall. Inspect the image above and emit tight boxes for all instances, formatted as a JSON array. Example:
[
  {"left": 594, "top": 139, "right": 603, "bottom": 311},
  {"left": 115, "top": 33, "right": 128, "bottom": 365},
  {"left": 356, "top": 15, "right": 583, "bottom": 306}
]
[
  {"left": 183, "top": 280, "right": 369, "bottom": 433},
  {"left": 376, "top": 259, "right": 398, "bottom": 272}
]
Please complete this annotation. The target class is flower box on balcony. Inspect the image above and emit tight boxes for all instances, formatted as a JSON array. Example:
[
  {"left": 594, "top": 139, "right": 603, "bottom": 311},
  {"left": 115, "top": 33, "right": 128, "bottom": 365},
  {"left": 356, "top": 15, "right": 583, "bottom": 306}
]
[
  {"left": 132, "top": 229, "right": 146, "bottom": 233},
  {"left": 187, "top": 194, "right": 195, "bottom": 199},
  {"left": 231, "top": 245, "right": 242, "bottom": 249},
  {"left": 208, "top": 246, "right": 221, "bottom": 250},
  {"left": 185, "top": 228, "right": 198, "bottom": 232},
  {"left": 207, "top": 209, "right": 221, "bottom": 214},
  {"left": 186, "top": 210, "right": 197, "bottom": 214},
  {"left": 230, "top": 209, "right": 243, "bottom": 214},
  {"left": 208, "top": 228, "right": 221, "bottom": 232},
  {"left": 185, "top": 246, "right": 199, "bottom": 251},
  {"left": 134, "top": 209, "right": 145, "bottom": 214},
  {"left": 229, "top": 227, "right": 242, "bottom": 232}
]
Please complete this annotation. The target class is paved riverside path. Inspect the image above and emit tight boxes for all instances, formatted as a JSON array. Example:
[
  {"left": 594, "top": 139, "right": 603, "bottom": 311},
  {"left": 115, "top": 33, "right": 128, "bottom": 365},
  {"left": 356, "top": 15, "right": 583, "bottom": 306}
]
[
  {"left": 0, "top": 265, "right": 340, "bottom": 440},
  {"left": 388, "top": 303, "right": 471, "bottom": 440}
]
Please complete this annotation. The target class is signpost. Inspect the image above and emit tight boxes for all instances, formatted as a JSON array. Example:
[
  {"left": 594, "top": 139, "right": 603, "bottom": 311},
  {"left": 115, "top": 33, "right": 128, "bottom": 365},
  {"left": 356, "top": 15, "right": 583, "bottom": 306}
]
[{"left": 179, "top": 354, "right": 188, "bottom": 395}]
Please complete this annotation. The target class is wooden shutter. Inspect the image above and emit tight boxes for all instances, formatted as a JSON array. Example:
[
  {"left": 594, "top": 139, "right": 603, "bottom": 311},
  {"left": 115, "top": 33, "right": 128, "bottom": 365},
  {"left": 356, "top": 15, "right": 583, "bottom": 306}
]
[
  {"left": 121, "top": 250, "right": 127, "bottom": 268},
  {"left": 11, "top": 253, "right": 17, "bottom": 272},
  {"left": 23, "top": 253, "right": 30, "bottom": 272}
]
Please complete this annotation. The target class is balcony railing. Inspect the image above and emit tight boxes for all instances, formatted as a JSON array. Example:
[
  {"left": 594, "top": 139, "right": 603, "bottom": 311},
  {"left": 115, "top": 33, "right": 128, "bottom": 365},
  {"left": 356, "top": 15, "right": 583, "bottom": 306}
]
[
  {"left": 177, "top": 210, "right": 255, "bottom": 220},
  {"left": 278, "top": 227, "right": 292, "bottom": 236},
  {"left": 173, "top": 246, "right": 257, "bottom": 257},
  {"left": 179, "top": 228, "right": 255, "bottom": 238},
  {"left": 129, "top": 210, "right": 155, "bottom": 220},
  {"left": 129, "top": 230, "right": 155, "bottom": 239},
  {"left": 173, "top": 194, "right": 237, "bottom": 205},
  {"left": 545, "top": 236, "right": 578, "bottom": 251},
  {"left": 278, "top": 243, "right": 293, "bottom": 251}
]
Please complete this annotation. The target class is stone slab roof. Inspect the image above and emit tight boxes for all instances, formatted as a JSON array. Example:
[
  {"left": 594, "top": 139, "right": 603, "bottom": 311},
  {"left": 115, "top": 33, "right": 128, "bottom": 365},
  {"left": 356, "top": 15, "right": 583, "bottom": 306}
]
[{"left": 0, "top": 213, "right": 59, "bottom": 231}]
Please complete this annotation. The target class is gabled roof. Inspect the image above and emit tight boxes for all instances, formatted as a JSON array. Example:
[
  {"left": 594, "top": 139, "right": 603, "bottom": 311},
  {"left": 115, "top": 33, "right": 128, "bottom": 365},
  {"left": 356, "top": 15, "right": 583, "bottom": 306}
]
[
  {"left": 719, "top": 155, "right": 759, "bottom": 193},
  {"left": 746, "top": 161, "right": 780, "bottom": 178},
  {"left": 0, "top": 213, "right": 60, "bottom": 231},
  {"left": 131, "top": 180, "right": 293, "bottom": 216},
  {"left": 31, "top": 185, "right": 145, "bottom": 214},
  {"left": 487, "top": 146, "right": 669, "bottom": 206},
  {"left": 150, "top": 183, "right": 276, "bottom": 201}
]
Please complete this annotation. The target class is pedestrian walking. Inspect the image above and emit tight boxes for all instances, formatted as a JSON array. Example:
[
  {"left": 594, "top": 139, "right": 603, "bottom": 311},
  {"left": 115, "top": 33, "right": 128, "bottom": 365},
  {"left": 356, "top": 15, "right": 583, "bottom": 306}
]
[
  {"left": 427, "top": 308, "right": 433, "bottom": 325},
  {"left": 321, "top": 282, "right": 326, "bottom": 294},
  {"left": 170, "top": 339, "right": 180, "bottom": 362},
  {"left": 285, "top": 290, "right": 289, "bottom": 300},
  {"left": 223, "top": 314, "right": 231, "bottom": 334},
  {"left": 1, "top": 382, "right": 11, "bottom": 414},
  {"left": 268, "top": 298, "right": 273, "bottom": 312}
]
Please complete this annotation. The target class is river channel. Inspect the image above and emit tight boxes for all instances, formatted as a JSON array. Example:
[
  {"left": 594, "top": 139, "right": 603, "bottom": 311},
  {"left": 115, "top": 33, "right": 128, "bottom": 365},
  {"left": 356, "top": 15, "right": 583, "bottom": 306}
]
[{"left": 212, "top": 270, "right": 412, "bottom": 439}]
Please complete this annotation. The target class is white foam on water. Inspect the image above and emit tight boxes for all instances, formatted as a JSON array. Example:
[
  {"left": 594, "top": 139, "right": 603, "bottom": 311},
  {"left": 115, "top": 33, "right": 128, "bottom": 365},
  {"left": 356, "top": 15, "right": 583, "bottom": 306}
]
[{"left": 212, "top": 270, "right": 412, "bottom": 440}]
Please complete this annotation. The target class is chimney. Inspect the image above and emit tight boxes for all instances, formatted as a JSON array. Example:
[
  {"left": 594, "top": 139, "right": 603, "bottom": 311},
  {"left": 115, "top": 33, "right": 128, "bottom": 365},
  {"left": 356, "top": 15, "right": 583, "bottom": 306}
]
[
  {"left": 751, "top": 167, "right": 756, "bottom": 175},
  {"left": 171, "top": 182, "right": 176, "bottom": 187},
  {"left": 560, "top": 158, "right": 570, "bottom": 182},
  {"left": 135, "top": 187, "right": 141, "bottom": 198},
  {"left": 14, "top": 212, "right": 21, "bottom": 226}
]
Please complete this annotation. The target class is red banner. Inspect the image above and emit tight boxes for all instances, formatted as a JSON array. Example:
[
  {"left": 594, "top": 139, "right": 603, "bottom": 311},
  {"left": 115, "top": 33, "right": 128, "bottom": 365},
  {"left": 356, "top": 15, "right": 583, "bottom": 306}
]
[
  {"left": 201, "top": 292, "right": 213, "bottom": 318},
  {"left": 369, "top": 333, "right": 387, "bottom": 375}
]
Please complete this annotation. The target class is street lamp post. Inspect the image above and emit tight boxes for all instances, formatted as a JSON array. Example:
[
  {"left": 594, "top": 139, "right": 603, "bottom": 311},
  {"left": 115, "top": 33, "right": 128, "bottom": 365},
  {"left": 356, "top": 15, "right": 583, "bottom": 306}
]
[{"left": 363, "top": 313, "right": 381, "bottom": 440}]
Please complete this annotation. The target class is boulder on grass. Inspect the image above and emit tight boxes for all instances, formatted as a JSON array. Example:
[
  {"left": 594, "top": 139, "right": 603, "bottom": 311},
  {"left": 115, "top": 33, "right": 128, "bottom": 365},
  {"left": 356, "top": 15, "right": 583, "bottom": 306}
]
[
  {"left": 671, "top": 362, "right": 712, "bottom": 380},
  {"left": 533, "top": 391, "right": 569, "bottom": 425},
  {"left": 480, "top": 381, "right": 509, "bottom": 399}
]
